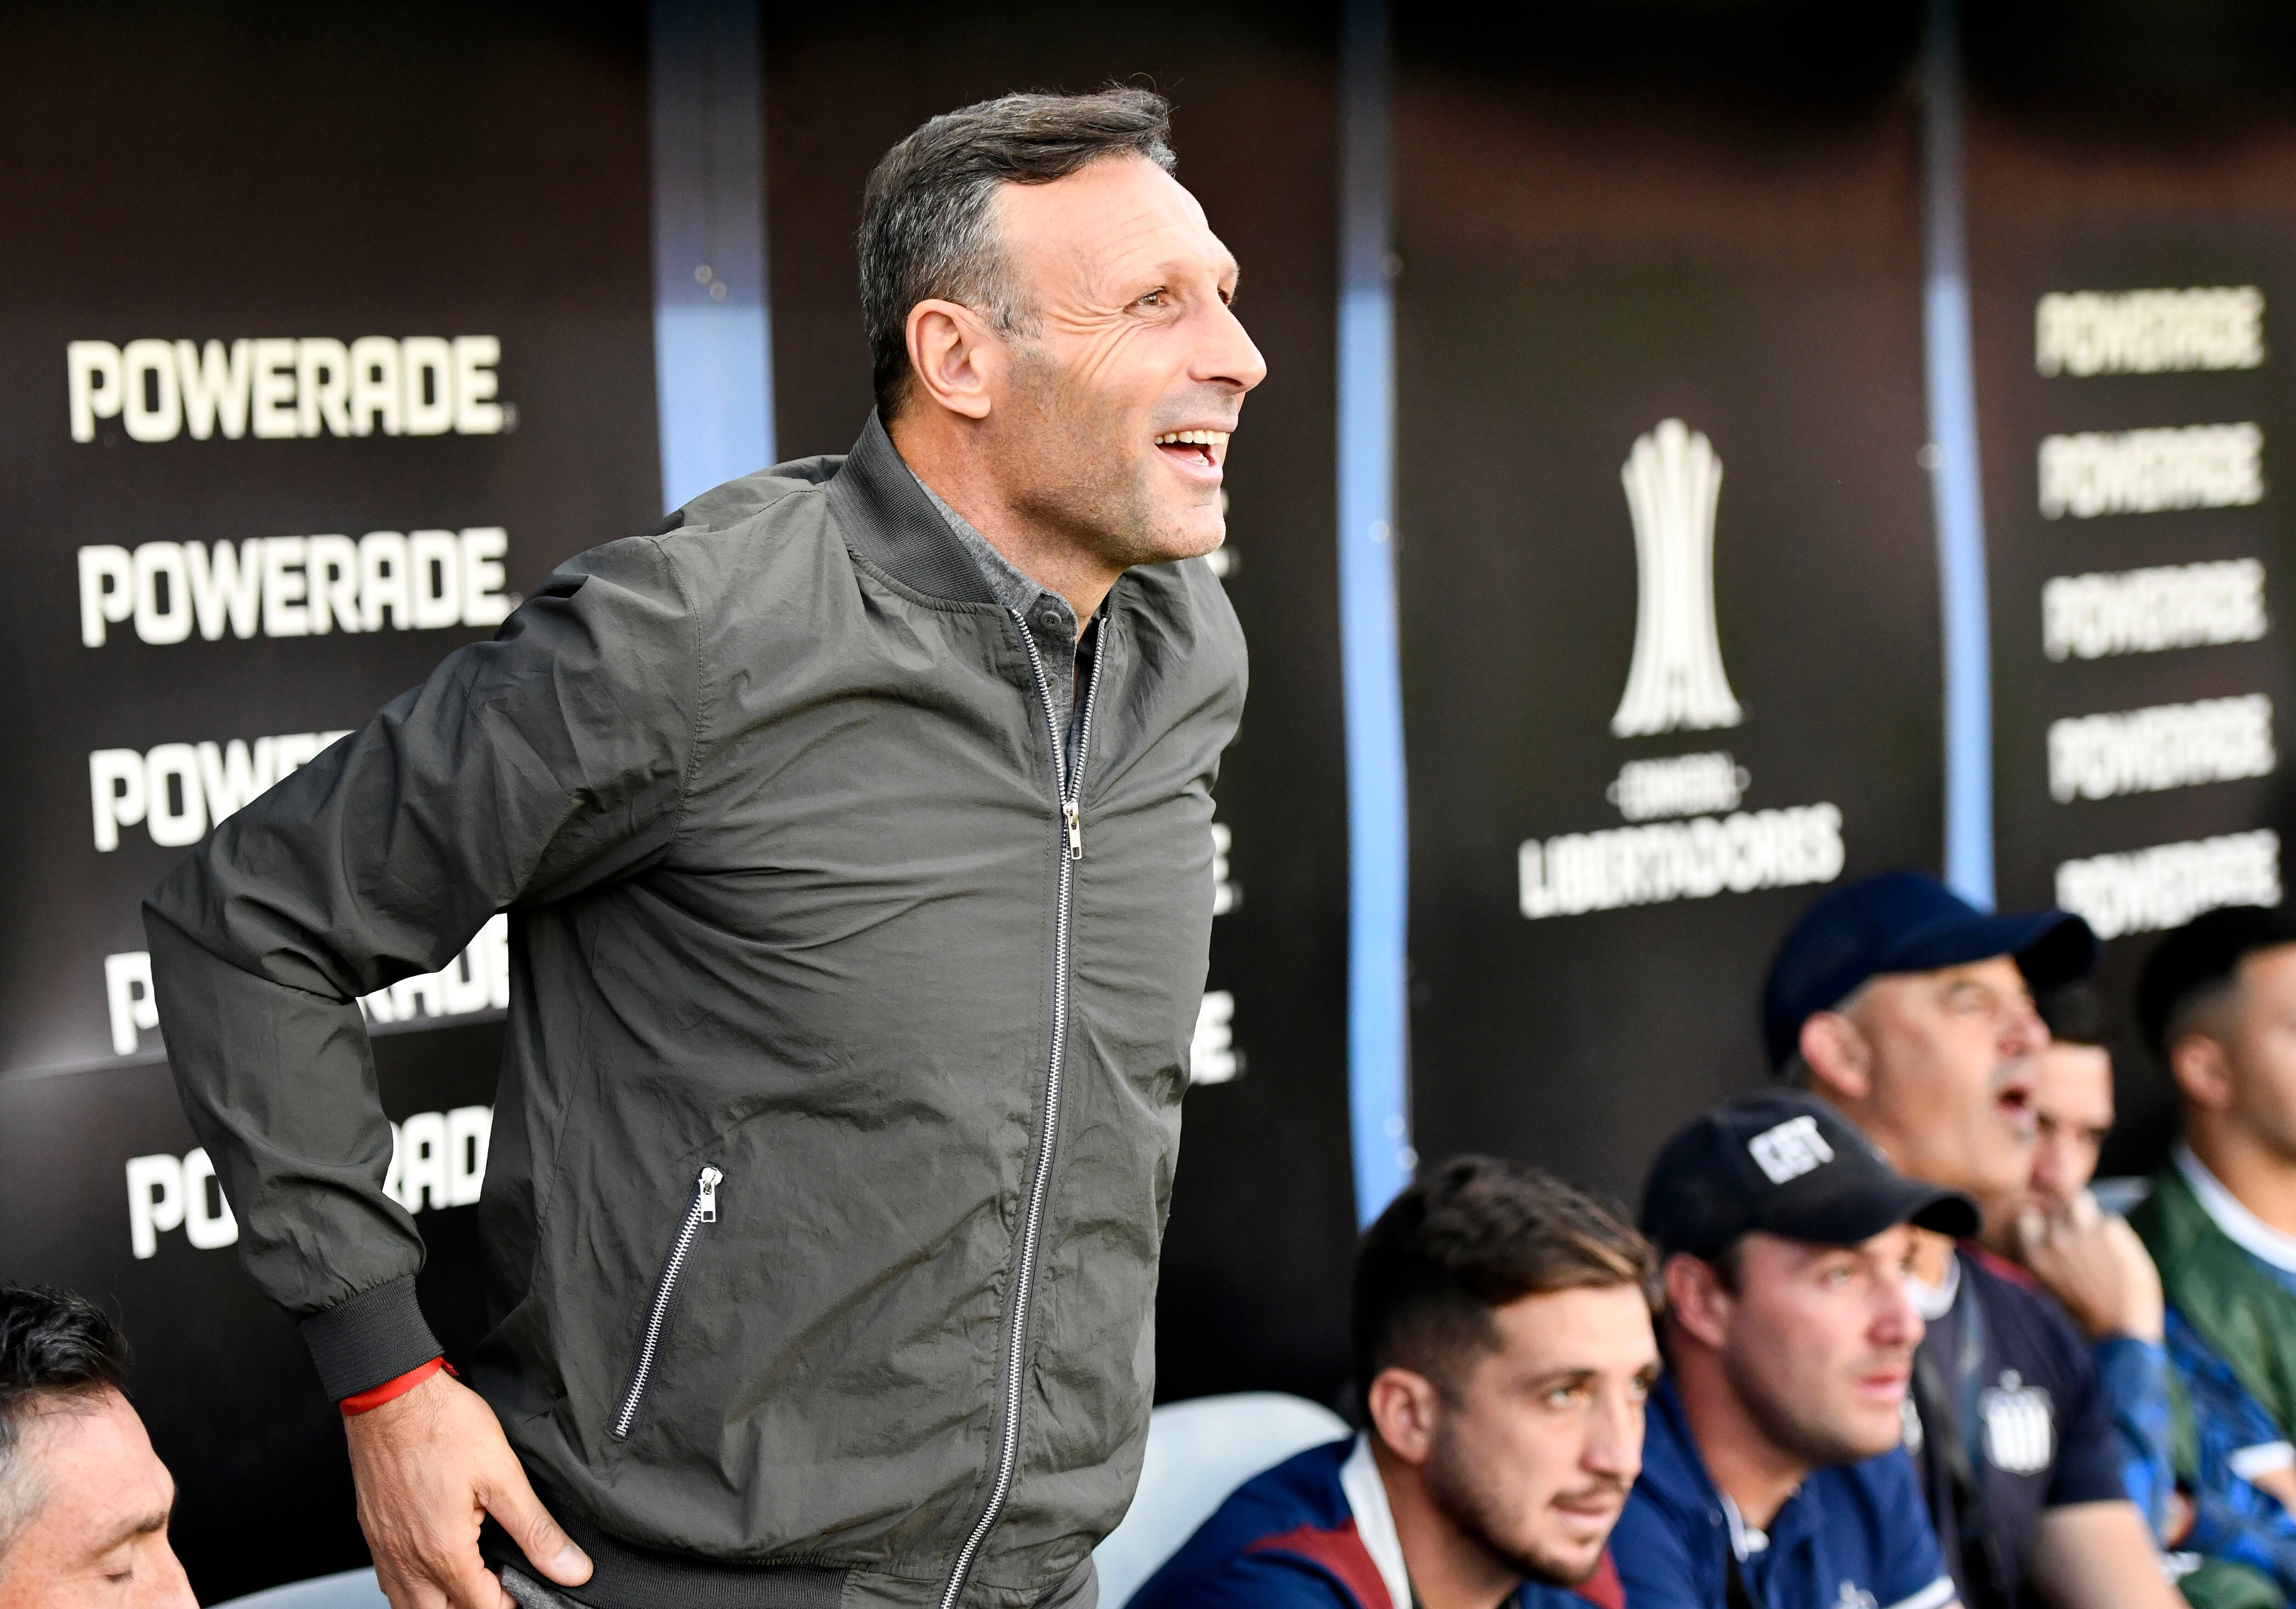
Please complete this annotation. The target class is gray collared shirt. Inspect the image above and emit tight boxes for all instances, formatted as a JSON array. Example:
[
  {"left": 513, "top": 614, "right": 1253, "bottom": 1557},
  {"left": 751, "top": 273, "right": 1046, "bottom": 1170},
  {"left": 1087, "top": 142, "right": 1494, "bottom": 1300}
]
[{"left": 909, "top": 468, "right": 1094, "bottom": 773}]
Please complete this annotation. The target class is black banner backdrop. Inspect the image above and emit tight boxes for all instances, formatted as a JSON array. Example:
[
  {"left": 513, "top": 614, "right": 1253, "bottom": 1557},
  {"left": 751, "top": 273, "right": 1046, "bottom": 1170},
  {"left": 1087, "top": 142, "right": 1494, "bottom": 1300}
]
[
  {"left": 1391, "top": 9, "right": 1945, "bottom": 1203},
  {"left": 0, "top": 6, "right": 660, "bottom": 1599},
  {"left": 765, "top": 0, "right": 1360, "bottom": 1411},
  {"left": 1965, "top": 8, "right": 2296, "bottom": 1174}
]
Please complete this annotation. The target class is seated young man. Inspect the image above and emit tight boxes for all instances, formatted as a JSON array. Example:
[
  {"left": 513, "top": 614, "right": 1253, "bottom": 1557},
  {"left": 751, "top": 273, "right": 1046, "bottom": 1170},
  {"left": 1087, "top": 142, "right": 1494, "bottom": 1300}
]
[
  {"left": 2129, "top": 907, "right": 2296, "bottom": 1603},
  {"left": 1615, "top": 1091, "right": 1974, "bottom": 1609},
  {"left": 1129, "top": 1156, "right": 1661, "bottom": 1609}
]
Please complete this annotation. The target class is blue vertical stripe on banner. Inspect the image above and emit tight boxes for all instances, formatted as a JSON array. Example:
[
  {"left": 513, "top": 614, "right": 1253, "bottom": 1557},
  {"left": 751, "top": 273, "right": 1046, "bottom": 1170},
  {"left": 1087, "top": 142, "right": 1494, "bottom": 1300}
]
[
  {"left": 651, "top": 0, "right": 774, "bottom": 512},
  {"left": 1339, "top": 0, "right": 1413, "bottom": 1227},
  {"left": 1920, "top": 0, "right": 1995, "bottom": 910}
]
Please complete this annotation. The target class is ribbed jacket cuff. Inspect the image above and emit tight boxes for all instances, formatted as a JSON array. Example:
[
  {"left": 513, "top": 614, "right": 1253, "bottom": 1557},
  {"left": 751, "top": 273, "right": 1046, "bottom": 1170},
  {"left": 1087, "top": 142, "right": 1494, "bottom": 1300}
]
[{"left": 300, "top": 1277, "right": 443, "bottom": 1402}]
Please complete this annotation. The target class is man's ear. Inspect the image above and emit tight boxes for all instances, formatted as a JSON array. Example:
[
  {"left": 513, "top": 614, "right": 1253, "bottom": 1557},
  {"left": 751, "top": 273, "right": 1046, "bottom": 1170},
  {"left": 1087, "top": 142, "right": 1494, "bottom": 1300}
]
[
  {"left": 1366, "top": 1366, "right": 1443, "bottom": 1467},
  {"left": 905, "top": 298, "right": 999, "bottom": 422},
  {"left": 1800, "top": 1010, "right": 1873, "bottom": 1104},
  {"left": 1662, "top": 1253, "right": 1733, "bottom": 1352},
  {"left": 2170, "top": 1032, "right": 2236, "bottom": 1114}
]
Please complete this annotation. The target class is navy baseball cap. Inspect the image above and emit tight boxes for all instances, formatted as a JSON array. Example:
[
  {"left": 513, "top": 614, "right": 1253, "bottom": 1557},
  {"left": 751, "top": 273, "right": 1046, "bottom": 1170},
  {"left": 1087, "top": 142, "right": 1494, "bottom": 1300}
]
[
  {"left": 1761, "top": 871, "right": 2099, "bottom": 1070},
  {"left": 1641, "top": 1091, "right": 1980, "bottom": 1260}
]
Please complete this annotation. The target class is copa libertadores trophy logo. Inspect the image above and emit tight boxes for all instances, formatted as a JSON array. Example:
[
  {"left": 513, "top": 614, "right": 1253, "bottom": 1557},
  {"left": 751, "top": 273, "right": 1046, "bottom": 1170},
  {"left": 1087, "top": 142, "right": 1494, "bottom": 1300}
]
[
  {"left": 1610, "top": 418, "right": 1743, "bottom": 738},
  {"left": 1516, "top": 417, "right": 1846, "bottom": 920}
]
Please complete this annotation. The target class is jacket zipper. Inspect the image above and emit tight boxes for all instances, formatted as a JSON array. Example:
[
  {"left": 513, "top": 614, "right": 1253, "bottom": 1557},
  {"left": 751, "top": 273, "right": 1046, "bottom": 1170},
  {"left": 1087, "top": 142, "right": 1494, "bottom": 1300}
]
[
  {"left": 939, "top": 612, "right": 1101, "bottom": 1609},
  {"left": 611, "top": 1163, "right": 721, "bottom": 1440}
]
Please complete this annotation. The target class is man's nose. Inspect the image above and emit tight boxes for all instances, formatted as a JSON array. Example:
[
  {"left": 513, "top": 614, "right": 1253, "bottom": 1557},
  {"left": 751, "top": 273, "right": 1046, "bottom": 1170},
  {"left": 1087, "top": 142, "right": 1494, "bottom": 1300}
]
[
  {"left": 1874, "top": 1276, "right": 1925, "bottom": 1350},
  {"left": 2002, "top": 998, "right": 2049, "bottom": 1058},
  {"left": 1583, "top": 1389, "right": 1644, "bottom": 1482},
  {"left": 2032, "top": 1141, "right": 2068, "bottom": 1200},
  {"left": 1197, "top": 298, "right": 1268, "bottom": 394}
]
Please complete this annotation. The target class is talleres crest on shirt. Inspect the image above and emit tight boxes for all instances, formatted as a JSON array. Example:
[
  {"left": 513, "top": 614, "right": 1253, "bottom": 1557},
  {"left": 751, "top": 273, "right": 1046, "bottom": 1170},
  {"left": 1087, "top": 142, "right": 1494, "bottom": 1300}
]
[
  {"left": 1980, "top": 1370, "right": 2056, "bottom": 1475},
  {"left": 1515, "top": 419, "right": 1847, "bottom": 922}
]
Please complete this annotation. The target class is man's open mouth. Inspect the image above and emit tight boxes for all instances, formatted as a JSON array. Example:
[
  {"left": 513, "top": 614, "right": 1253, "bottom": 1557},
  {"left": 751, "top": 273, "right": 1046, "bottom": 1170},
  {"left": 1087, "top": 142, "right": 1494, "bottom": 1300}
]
[
  {"left": 1153, "top": 428, "right": 1229, "bottom": 470},
  {"left": 1995, "top": 1069, "right": 2037, "bottom": 1137}
]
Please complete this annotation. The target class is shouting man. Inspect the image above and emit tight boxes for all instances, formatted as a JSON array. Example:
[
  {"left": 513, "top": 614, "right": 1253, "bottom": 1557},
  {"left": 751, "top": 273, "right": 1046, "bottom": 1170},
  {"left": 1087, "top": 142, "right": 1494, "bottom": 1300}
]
[
  {"left": 146, "top": 90, "right": 1261, "bottom": 1609},
  {"left": 1767, "top": 872, "right": 2184, "bottom": 1609}
]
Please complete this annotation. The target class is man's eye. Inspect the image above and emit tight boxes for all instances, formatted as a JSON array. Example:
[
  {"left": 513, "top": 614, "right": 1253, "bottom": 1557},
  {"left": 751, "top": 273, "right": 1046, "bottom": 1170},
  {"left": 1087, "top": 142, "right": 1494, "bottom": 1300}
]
[
  {"left": 1138, "top": 290, "right": 1166, "bottom": 307},
  {"left": 1544, "top": 1386, "right": 1580, "bottom": 1408}
]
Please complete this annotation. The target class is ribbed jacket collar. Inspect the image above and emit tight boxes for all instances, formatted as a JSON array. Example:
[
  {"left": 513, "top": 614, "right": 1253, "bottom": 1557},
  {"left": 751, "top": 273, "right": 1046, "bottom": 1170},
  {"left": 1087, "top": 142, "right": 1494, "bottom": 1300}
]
[{"left": 825, "top": 409, "right": 1000, "bottom": 606}]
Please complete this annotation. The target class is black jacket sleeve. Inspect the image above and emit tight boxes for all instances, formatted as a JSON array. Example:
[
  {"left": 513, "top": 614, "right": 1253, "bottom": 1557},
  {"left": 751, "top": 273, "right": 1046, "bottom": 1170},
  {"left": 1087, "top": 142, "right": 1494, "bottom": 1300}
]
[{"left": 143, "top": 534, "right": 699, "bottom": 1400}]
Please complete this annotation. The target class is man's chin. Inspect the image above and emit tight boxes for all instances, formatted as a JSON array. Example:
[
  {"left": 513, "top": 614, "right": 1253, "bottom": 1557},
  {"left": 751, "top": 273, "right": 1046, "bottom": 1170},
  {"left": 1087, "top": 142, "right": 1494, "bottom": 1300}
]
[{"left": 1508, "top": 1539, "right": 1609, "bottom": 1590}]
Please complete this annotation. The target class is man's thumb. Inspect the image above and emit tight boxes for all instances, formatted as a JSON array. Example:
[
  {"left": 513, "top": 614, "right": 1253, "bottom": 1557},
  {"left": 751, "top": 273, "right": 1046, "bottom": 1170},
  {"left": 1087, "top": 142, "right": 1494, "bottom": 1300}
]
[{"left": 484, "top": 1468, "right": 593, "bottom": 1586}]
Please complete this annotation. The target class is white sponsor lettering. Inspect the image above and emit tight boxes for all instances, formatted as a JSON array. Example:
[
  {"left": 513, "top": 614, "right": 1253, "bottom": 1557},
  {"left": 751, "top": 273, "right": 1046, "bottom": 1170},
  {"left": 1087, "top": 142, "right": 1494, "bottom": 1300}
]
[
  {"left": 103, "top": 915, "right": 509, "bottom": 1058},
  {"left": 2043, "top": 559, "right": 2268, "bottom": 660},
  {"left": 2048, "top": 695, "right": 2275, "bottom": 802},
  {"left": 78, "top": 528, "right": 512, "bottom": 647},
  {"left": 1607, "top": 751, "right": 1748, "bottom": 821},
  {"left": 383, "top": 1106, "right": 494, "bottom": 1213},
  {"left": 1748, "top": 1114, "right": 1835, "bottom": 1184},
  {"left": 125, "top": 1106, "right": 492, "bottom": 1258},
  {"left": 124, "top": 1146, "right": 238, "bottom": 1259},
  {"left": 68, "top": 336, "right": 505, "bottom": 443},
  {"left": 105, "top": 952, "right": 159, "bottom": 1056},
  {"left": 1211, "top": 822, "right": 1241, "bottom": 917},
  {"left": 1519, "top": 804, "right": 1845, "bottom": 920},
  {"left": 2038, "top": 424, "right": 2263, "bottom": 519},
  {"left": 2056, "top": 830, "right": 2281, "bottom": 940},
  {"left": 90, "top": 731, "right": 351, "bottom": 851},
  {"left": 1191, "top": 991, "right": 1241, "bottom": 1085},
  {"left": 1613, "top": 420, "right": 1743, "bottom": 737},
  {"left": 2036, "top": 287, "right": 2265, "bottom": 377},
  {"left": 359, "top": 915, "right": 512, "bottom": 1025}
]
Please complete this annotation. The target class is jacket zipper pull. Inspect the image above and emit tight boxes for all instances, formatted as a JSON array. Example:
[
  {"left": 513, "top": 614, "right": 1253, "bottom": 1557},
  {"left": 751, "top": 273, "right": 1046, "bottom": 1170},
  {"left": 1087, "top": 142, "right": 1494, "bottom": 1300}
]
[
  {"left": 1063, "top": 799, "right": 1083, "bottom": 861},
  {"left": 697, "top": 1165, "right": 721, "bottom": 1223}
]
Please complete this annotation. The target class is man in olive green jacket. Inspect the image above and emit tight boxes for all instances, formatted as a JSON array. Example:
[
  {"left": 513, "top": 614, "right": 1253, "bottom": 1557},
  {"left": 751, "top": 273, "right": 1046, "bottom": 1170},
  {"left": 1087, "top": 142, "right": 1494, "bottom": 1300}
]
[{"left": 146, "top": 88, "right": 1261, "bottom": 1609}]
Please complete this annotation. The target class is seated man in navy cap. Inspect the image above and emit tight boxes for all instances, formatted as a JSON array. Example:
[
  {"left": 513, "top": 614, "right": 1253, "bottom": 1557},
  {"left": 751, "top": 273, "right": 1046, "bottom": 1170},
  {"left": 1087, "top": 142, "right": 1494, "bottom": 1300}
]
[
  {"left": 1765, "top": 871, "right": 2182, "bottom": 1609},
  {"left": 1615, "top": 1091, "right": 1971, "bottom": 1609},
  {"left": 1130, "top": 1156, "right": 1660, "bottom": 1609}
]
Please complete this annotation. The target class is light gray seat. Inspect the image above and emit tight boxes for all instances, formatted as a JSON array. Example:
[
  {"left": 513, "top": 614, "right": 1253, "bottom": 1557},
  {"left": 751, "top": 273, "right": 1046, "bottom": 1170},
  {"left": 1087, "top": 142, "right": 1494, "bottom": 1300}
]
[
  {"left": 1092, "top": 1390, "right": 1353, "bottom": 1608},
  {"left": 211, "top": 1567, "right": 388, "bottom": 1609}
]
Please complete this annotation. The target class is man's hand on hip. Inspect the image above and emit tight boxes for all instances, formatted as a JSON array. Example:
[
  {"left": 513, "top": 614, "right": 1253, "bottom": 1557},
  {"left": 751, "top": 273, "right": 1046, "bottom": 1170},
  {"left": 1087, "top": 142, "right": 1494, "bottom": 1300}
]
[{"left": 344, "top": 1368, "right": 592, "bottom": 1609}]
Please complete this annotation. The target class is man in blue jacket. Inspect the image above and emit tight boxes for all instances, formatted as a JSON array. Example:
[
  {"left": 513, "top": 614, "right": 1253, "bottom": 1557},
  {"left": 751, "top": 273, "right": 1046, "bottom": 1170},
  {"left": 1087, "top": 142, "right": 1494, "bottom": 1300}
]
[
  {"left": 1131, "top": 1156, "right": 1661, "bottom": 1609},
  {"left": 1615, "top": 1092, "right": 1975, "bottom": 1609}
]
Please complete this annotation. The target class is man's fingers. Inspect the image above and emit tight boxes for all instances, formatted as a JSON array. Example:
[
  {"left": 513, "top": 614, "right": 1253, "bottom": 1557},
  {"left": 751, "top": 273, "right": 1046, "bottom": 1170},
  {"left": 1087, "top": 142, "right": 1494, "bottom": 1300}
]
[
  {"left": 481, "top": 1465, "right": 593, "bottom": 1586},
  {"left": 442, "top": 1555, "right": 515, "bottom": 1609}
]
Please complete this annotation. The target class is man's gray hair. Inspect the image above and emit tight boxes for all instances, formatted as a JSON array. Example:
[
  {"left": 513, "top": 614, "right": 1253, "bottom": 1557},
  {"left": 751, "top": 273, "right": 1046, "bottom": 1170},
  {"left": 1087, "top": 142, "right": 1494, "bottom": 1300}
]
[
  {"left": 0, "top": 1287, "right": 131, "bottom": 1560},
  {"left": 858, "top": 88, "right": 1176, "bottom": 418}
]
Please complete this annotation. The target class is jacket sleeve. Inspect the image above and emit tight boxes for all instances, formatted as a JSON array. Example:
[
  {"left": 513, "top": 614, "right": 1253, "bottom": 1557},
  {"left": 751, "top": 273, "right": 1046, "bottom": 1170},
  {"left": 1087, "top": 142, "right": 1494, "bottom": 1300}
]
[
  {"left": 2092, "top": 1333, "right": 2178, "bottom": 1541},
  {"left": 143, "top": 534, "right": 700, "bottom": 1401}
]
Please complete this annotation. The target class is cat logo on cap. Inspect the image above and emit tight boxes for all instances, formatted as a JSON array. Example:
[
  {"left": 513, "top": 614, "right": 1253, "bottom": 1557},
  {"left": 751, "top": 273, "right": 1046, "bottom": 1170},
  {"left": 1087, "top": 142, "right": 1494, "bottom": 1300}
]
[{"left": 1748, "top": 1114, "right": 1835, "bottom": 1185}]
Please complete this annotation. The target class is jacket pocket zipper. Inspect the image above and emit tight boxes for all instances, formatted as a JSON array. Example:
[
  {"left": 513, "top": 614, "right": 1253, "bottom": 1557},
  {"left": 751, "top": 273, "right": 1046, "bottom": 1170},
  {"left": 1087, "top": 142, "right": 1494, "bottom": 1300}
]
[{"left": 611, "top": 1163, "right": 721, "bottom": 1440}]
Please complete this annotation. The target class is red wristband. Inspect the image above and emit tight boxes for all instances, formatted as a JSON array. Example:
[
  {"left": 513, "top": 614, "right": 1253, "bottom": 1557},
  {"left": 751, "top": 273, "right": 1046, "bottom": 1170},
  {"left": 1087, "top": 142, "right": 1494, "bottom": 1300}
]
[{"left": 340, "top": 1355, "right": 452, "bottom": 1416}]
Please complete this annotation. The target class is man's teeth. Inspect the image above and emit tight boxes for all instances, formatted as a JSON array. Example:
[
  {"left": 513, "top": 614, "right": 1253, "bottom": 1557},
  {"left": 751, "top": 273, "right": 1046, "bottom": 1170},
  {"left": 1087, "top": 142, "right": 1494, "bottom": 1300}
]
[{"left": 1153, "top": 430, "right": 1230, "bottom": 447}]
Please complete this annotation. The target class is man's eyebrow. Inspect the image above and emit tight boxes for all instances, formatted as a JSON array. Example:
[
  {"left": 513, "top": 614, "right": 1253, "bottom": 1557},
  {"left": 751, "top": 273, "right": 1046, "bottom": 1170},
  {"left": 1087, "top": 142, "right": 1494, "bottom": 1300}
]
[
  {"left": 86, "top": 1507, "right": 171, "bottom": 1556},
  {"left": 1521, "top": 1366, "right": 1599, "bottom": 1392}
]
